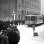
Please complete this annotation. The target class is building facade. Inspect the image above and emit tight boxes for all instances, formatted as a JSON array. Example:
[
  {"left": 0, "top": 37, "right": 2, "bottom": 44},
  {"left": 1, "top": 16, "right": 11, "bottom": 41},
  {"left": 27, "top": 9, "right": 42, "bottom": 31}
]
[
  {"left": 0, "top": 0, "right": 41, "bottom": 21},
  {"left": 17, "top": 0, "right": 41, "bottom": 20}
]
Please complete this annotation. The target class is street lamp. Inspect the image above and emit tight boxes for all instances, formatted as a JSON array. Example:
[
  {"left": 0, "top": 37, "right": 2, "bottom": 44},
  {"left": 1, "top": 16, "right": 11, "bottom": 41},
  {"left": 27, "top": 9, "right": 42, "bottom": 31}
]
[{"left": 12, "top": 11, "right": 16, "bottom": 24}]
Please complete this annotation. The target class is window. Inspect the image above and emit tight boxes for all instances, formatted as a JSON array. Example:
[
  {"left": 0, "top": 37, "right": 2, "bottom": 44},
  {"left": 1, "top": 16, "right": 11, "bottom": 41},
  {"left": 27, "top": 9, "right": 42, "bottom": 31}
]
[
  {"left": 22, "top": 0, "right": 24, "bottom": 6},
  {"left": 25, "top": 17, "right": 27, "bottom": 21},
  {"left": 19, "top": 4, "right": 20, "bottom": 9},
  {"left": 26, "top": 17, "right": 27, "bottom": 19},
  {"left": 25, "top": 10, "right": 26, "bottom": 15},
  {"left": 31, "top": 16, "right": 36, "bottom": 21},
  {"left": 25, "top": 1, "right": 26, "bottom": 6},
  {"left": 28, "top": 17, "right": 30, "bottom": 20},
  {"left": 27, "top": 1, "right": 29, "bottom": 6},
  {"left": 22, "top": 10, "right": 24, "bottom": 20}
]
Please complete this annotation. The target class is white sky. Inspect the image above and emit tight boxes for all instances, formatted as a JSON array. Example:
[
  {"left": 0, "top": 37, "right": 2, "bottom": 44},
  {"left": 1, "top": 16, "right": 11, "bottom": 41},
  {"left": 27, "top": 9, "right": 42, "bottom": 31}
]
[{"left": 41, "top": 0, "right": 44, "bottom": 14}]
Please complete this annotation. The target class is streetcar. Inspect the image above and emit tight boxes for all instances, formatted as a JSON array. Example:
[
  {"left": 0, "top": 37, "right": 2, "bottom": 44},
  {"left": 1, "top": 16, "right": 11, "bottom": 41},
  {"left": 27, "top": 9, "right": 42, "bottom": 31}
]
[{"left": 25, "top": 15, "right": 43, "bottom": 25}]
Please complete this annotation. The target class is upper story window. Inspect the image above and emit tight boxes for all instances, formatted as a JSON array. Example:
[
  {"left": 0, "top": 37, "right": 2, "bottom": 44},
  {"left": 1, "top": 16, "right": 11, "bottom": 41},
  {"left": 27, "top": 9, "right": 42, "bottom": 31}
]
[
  {"left": 25, "top": 1, "right": 26, "bottom": 6},
  {"left": 22, "top": 0, "right": 24, "bottom": 6},
  {"left": 31, "top": 0, "right": 39, "bottom": 4},
  {"left": 19, "top": 4, "right": 20, "bottom": 9}
]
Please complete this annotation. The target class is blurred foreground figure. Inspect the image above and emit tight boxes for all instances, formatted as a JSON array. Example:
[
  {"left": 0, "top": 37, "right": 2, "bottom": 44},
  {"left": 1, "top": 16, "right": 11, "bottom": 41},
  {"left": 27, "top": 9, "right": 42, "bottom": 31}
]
[
  {"left": 1, "top": 34, "right": 9, "bottom": 44},
  {"left": 0, "top": 30, "right": 9, "bottom": 44},
  {"left": 7, "top": 24, "right": 20, "bottom": 44}
]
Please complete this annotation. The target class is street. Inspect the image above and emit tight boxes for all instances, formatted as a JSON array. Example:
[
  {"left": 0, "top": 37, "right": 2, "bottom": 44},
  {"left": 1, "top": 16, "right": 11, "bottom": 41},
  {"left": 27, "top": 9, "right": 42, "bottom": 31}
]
[{"left": 17, "top": 24, "right": 44, "bottom": 44}]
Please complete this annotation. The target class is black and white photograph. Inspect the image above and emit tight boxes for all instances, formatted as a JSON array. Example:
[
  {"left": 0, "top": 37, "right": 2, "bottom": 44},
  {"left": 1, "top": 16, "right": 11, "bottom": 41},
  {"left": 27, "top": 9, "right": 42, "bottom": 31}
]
[{"left": 0, "top": 0, "right": 44, "bottom": 44}]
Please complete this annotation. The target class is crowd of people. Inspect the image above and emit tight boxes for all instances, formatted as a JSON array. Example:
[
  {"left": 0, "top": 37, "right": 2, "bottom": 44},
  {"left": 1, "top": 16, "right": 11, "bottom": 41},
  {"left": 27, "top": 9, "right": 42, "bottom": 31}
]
[{"left": 0, "top": 21, "right": 20, "bottom": 44}]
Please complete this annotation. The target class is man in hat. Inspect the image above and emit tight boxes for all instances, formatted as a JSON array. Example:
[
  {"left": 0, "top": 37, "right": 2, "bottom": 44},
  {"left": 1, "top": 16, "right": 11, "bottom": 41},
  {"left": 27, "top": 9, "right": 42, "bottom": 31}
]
[{"left": 7, "top": 24, "right": 20, "bottom": 44}]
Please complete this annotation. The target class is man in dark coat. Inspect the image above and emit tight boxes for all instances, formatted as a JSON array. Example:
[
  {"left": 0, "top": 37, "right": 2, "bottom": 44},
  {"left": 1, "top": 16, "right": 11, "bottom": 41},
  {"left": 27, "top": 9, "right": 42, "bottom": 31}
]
[
  {"left": 0, "top": 31, "right": 9, "bottom": 44},
  {"left": 1, "top": 35, "right": 9, "bottom": 44},
  {"left": 7, "top": 25, "right": 20, "bottom": 44}
]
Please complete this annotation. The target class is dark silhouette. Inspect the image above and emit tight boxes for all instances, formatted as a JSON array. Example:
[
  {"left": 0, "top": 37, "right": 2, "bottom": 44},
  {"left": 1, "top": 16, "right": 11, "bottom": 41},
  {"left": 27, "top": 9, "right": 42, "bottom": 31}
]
[{"left": 7, "top": 26, "right": 20, "bottom": 44}]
